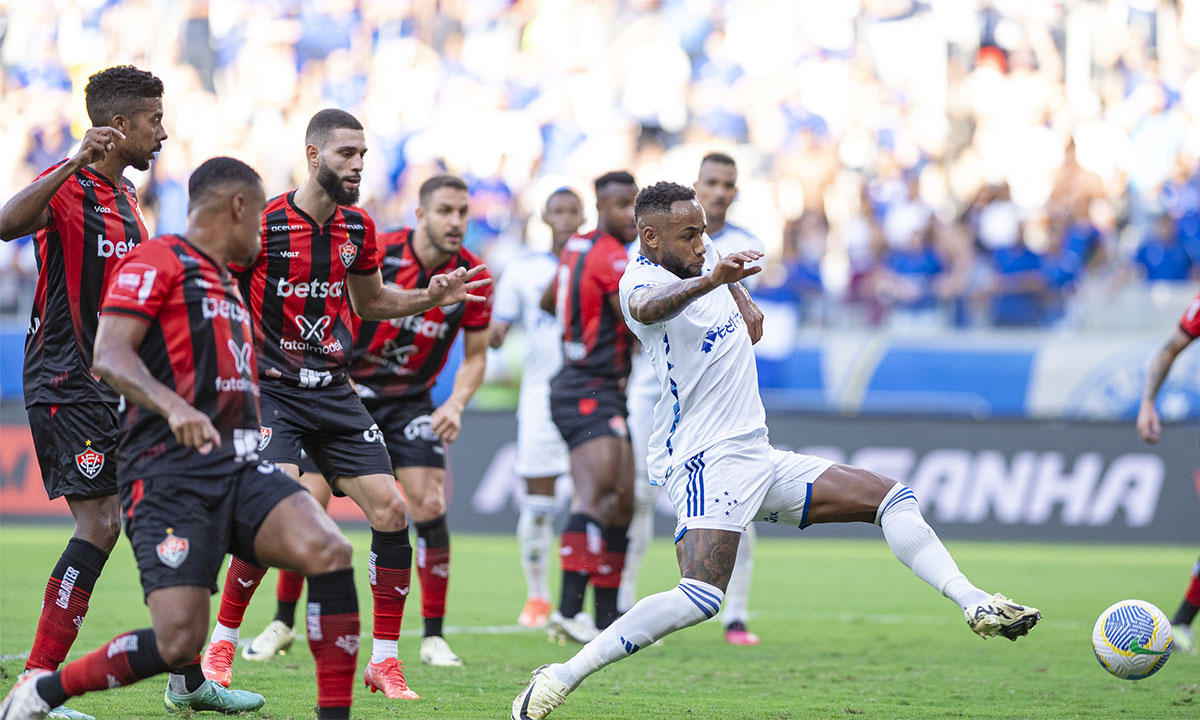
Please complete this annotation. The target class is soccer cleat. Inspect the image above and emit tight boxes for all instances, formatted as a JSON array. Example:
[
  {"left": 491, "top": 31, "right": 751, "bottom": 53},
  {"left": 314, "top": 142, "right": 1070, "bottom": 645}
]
[
  {"left": 546, "top": 610, "right": 598, "bottom": 645},
  {"left": 419, "top": 635, "right": 464, "bottom": 667},
  {"left": 241, "top": 619, "right": 294, "bottom": 660},
  {"left": 163, "top": 679, "right": 265, "bottom": 714},
  {"left": 201, "top": 639, "right": 235, "bottom": 687},
  {"left": 363, "top": 658, "right": 420, "bottom": 699},
  {"left": 965, "top": 593, "right": 1041, "bottom": 641},
  {"left": 724, "top": 621, "right": 760, "bottom": 646},
  {"left": 518, "top": 597, "right": 553, "bottom": 628},
  {"left": 511, "top": 664, "right": 569, "bottom": 720},
  {"left": 1174, "top": 624, "right": 1196, "bottom": 655},
  {"left": 46, "top": 707, "right": 93, "bottom": 720},
  {"left": 0, "top": 670, "right": 51, "bottom": 720}
]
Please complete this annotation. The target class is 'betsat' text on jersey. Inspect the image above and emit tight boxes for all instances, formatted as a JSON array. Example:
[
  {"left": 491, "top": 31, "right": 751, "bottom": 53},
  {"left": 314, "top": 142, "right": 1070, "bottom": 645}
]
[{"left": 237, "top": 192, "right": 379, "bottom": 389}]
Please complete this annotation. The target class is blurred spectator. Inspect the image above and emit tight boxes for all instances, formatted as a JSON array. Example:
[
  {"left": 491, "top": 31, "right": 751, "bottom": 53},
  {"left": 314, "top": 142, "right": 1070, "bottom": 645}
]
[{"left": 1134, "top": 214, "right": 1196, "bottom": 282}]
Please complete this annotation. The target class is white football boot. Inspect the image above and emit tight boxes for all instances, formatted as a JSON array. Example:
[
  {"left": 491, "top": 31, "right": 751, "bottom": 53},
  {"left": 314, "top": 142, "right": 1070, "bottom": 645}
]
[
  {"left": 419, "top": 635, "right": 464, "bottom": 667},
  {"left": 511, "top": 664, "right": 569, "bottom": 720},
  {"left": 0, "top": 670, "right": 51, "bottom": 720},
  {"left": 241, "top": 619, "right": 295, "bottom": 660},
  {"left": 965, "top": 593, "right": 1041, "bottom": 640},
  {"left": 545, "top": 611, "right": 599, "bottom": 645}
]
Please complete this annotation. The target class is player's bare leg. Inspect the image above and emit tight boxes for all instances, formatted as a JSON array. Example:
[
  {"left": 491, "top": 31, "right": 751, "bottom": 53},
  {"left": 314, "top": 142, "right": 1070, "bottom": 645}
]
[
  {"left": 335, "top": 472, "right": 419, "bottom": 699},
  {"left": 518, "top": 476, "right": 557, "bottom": 627},
  {"left": 394, "top": 465, "right": 462, "bottom": 667},
  {"left": 513, "top": 529, "right": 737, "bottom": 719},
  {"left": 804, "top": 464, "right": 1040, "bottom": 641}
]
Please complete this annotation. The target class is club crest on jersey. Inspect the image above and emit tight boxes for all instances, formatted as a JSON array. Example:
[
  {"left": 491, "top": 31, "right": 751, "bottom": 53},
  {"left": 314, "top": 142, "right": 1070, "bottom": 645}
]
[
  {"left": 338, "top": 241, "right": 358, "bottom": 268},
  {"left": 75, "top": 440, "right": 105, "bottom": 479},
  {"left": 156, "top": 530, "right": 189, "bottom": 569},
  {"left": 259, "top": 427, "right": 272, "bottom": 451}
]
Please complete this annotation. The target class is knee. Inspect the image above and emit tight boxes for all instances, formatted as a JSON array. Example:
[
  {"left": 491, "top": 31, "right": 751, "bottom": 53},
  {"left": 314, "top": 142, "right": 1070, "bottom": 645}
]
[
  {"left": 155, "top": 619, "right": 206, "bottom": 668},
  {"left": 366, "top": 492, "right": 409, "bottom": 532},
  {"left": 298, "top": 531, "right": 353, "bottom": 575},
  {"left": 73, "top": 500, "right": 122, "bottom": 552},
  {"left": 410, "top": 492, "right": 446, "bottom": 523}
]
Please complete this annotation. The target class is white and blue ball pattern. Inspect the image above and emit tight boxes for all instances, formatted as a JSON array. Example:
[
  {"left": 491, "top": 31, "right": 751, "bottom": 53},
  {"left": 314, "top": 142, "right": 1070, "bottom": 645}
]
[{"left": 1091, "top": 599, "right": 1173, "bottom": 680}]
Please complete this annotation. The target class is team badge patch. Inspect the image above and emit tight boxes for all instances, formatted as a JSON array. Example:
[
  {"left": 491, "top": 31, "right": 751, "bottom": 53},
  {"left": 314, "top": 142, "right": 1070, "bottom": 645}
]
[
  {"left": 338, "top": 241, "right": 358, "bottom": 268},
  {"left": 75, "top": 440, "right": 105, "bottom": 479},
  {"left": 259, "top": 426, "right": 272, "bottom": 451},
  {"left": 608, "top": 415, "right": 629, "bottom": 439},
  {"left": 156, "top": 530, "right": 189, "bottom": 569}
]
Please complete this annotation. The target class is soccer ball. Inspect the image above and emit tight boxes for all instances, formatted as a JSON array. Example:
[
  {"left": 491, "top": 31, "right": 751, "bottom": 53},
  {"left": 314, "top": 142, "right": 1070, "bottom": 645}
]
[{"left": 1092, "top": 599, "right": 1173, "bottom": 680}]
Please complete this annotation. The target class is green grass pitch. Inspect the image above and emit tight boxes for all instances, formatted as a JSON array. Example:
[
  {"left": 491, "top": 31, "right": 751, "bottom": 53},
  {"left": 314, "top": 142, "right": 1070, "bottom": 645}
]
[{"left": 1, "top": 523, "right": 1196, "bottom": 719}]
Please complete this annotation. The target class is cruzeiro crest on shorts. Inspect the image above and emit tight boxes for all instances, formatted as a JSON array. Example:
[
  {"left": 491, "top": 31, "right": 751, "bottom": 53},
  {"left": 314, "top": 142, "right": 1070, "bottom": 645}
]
[
  {"left": 338, "top": 240, "right": 358, "bottom": 268},
  {"left": 156, "top": 528, "right": 189, "bottom": 569},
  {"left": 75, "top": 439, "right": 105, "bottom": 479}
]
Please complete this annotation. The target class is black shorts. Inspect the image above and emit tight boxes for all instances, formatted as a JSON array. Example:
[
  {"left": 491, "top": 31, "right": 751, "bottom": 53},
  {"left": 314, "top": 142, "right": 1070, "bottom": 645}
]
[
  {"left": 549, "top": 371, "right": 629, "bottom": 451},
  {"left": 364, "top": 393, "right": 445, "bottom": 470},
  {"left": 258, "top": 380, "right": 392, "bottom": 494},
  {"left": 28, "top": 403, "right": 120, "bottom": 500},
  {"left": 120, "top": 460, "right": 304, "bottom": 597}
]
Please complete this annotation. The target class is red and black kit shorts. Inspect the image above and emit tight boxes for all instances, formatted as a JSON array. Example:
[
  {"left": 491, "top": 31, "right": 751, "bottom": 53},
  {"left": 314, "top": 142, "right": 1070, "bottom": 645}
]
[
  {"left": 363, "top": 392, "right": 446, "bottom": 470},
  {"left": 549, "top": 369, "right": 630, "bottom": 451},
  {"left": 257, "top": 378, "right": 393, "bottom": 494},
  {"left": 120, "top": 460, "right": 305, "bottom": 597},
  {"left": 27, "top": 402, "right": 120, "bottom": 500}
]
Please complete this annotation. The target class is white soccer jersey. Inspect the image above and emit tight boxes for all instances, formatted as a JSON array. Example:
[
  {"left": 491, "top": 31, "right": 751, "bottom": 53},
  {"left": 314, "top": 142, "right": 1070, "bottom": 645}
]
[
  {"left": 618, "top": 252, "right": 767, "bottom": 485},
  {"left": 492, "top": 251, "right": 563, "bottom": 392}
]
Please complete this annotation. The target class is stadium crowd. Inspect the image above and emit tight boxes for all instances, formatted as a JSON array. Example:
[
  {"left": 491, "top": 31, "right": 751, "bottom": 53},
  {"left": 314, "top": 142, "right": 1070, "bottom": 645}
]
[{"left": 3, "top": 0, "right": 1200, "bottom": 328}]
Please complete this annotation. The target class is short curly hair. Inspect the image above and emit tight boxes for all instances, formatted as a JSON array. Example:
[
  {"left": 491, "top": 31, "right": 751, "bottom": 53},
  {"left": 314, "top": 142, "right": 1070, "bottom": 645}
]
[
  {"left": 306, "top": 108, "right": 363, "bottom": 149},
  {"left": 634, "top": 181, "right": 696, "bottom": 223},
  {"left": 188, "top": 157, "right": 262, "bottom": 206},
  {"left": 84, "top": 65, "right": 164, "bottom": 127}
]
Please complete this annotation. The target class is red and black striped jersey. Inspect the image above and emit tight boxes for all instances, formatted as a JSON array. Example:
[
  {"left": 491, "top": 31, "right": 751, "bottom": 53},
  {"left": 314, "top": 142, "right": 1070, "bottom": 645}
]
[
  {"left": 350, "top": 228, "right": 493, "bottom": 400},
  {"left": 237, "top": 191, "right": 379, "bottom": 389},
  {"left": 101, "top": 235, "right": 262, "bottom": 473},
  {"left": 554, "top": 229, "right": 632, "bottom": 381},
  {"left": 1180, "top": 290, "right": 1200, "bottom": 338},
  {"left": 23, "top": 161, "right": 149, "bottom": 407}
]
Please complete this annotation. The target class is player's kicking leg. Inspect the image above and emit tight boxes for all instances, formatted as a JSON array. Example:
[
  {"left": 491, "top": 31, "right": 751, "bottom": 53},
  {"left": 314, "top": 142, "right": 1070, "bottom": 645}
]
[
  {"left": 721, "top": 523, "right": 760, "bottom": 645},
  {"left": 513, "top": 528, "right": 739, "bottom": 719},
  {"left": 517, "top": 477, "right": 558, "bottom": 628}
]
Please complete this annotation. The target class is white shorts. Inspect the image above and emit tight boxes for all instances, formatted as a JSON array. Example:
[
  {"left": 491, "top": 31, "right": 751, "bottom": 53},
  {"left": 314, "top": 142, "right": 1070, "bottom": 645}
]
[
  {"left": 515, "top": 387, "right": 570, "bottom": 479},
  {"left": 665, "top": 431, "right": 835, "bottom": 541},
  {"left": 626, "top": 386, "right": 656, "bottom": 480}
]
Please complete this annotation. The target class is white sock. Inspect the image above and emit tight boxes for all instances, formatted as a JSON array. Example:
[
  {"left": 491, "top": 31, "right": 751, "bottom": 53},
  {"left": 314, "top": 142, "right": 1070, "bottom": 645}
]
[
  {"left": 876, "top": 484, "right": 989, "bottom": 610},
  {"left": 551, "top": 579, "right": 723, "bottom": 691},
  {"left": 209, "top": 621, "right": 239, "bottom": 645},
  {"left": 518, "top": 494, "right": 557, "bottom": 600},
  {"left": 722, "top": 524, "right": 755, "bottom": 626},
  {"left": 371, "top": 638, "right": 398, "bottom": 664},
  {"left": 618, "top": 492, "right": 656, "bottom": 612}
]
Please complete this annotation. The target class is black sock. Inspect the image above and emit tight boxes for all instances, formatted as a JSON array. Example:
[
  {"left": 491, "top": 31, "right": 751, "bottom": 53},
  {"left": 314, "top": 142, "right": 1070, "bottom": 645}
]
[
  {"left": 1172, "top": 600, "right": 1199, "bottom": 627},
  {"left": 180, "top": 662, "right": 206, "bottom": 693},
  {"left": 36, "top": 673, "right": 67, "bottom": 709},
  {"left": 424, "top": 617, "right": 444, "bottom": 638},
  {"left": 317, "top": 708, "right": 351, "bottom": 720},
  {"left": 594, "top": 587, "right": 618, "bottom": 629},
  {"left": 559, "top": 571, "right": 589, "bottom": 618},
  {"left": 275, "top": 601, "right": 298, "bottom": 628}
]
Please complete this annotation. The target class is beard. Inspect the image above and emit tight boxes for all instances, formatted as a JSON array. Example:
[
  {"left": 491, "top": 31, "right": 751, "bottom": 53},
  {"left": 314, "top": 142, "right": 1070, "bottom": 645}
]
[
  {"left": 316, "top": 162, "right": 360, "bottom": 206},
  {"left": 660, "top": 252, "right": 701, "bottom": 279}
]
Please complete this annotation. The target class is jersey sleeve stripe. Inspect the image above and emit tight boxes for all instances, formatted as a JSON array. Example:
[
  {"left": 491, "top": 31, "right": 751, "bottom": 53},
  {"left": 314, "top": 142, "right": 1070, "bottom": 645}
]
[{"left": 101, "top": 306, "right": 155, "bottom": 323}]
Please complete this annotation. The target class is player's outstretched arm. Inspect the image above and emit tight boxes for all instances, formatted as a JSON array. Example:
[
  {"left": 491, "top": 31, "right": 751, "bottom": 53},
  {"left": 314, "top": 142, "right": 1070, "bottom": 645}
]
[
  {"left": 431, "top": 329, "right": 488, "bottom": 444},
  {"left": 727, "top": 281, "right": 763, "bottom": 344},
  {"left": 1137, "top": 327, "right": 1194, "bottom": 443},
  {"left": 629, "top": 250, "right": 762, "bottom": 324},
  {"left": 348, "top": 264, "right": 492, "bottom": 320},
  {"left": 92, "top": 314, "right": 220, "bottom": 453},
  {"left": 0, "top": 127, "right": 125, "bottom": 241}
]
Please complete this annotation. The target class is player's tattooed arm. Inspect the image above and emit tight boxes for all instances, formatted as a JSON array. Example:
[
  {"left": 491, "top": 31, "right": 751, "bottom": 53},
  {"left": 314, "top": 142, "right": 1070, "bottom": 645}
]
[
  {"left": 675, "top": 528, "right": 740, "bottom": 590},
  {"left": 1137, "top": 327, "right": 1194, "bottom": 443},
  {"left": 349, "top": 265, "right": 492, "bottom": 320},
  {"left": 629, "top": 250, "right": 763, "bottom": 324},
  {"left": 628, "top": 276, "right": 716, "bottom": 324},
  {"left": 0, "top": 127, "right": 126, "bottom": 240},
  {"left": 93, "top": 314, "right": 221, "bottom": 453}
]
